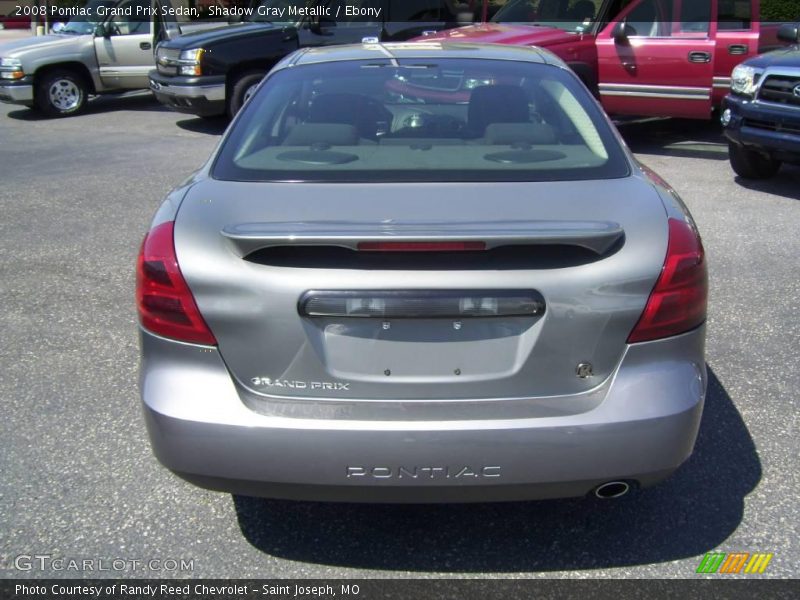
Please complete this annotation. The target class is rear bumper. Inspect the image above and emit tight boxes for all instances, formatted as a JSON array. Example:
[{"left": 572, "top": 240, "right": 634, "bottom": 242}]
[
  {"left": 722, "top": 93, "right": 800, "bottom": 164},
  {"left": 141, "top": 326, "right": 706, "bottom": 502},
  {"left": 149, "top": 71, "right": 225, "bottom": 117},
  {"left": 0, "top": 78, "right": 34, "bottom": 106}
]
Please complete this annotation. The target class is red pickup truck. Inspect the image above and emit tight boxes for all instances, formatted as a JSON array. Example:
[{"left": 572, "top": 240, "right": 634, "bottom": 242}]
[{"left": 420, "top": 0, "right": 790, "bottom": 119}]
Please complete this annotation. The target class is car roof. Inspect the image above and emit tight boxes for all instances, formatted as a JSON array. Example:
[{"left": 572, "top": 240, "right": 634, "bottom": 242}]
[{"left": 279, "top": 41, "right": 566, "bottom": 70}]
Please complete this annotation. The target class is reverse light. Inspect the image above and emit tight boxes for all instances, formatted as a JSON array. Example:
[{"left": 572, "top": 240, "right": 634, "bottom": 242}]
[
  {"left": 136, "top": 221, "right": 217, "bottom": 345},
  {"left": 731, "top": 64, "right": 761, "bottom": 97},
  {"left": 628, "top": 219, "right": 708, "bottom": 343},
  {"left": 299, "top": 290, "right": 545, "bottom": 319}
]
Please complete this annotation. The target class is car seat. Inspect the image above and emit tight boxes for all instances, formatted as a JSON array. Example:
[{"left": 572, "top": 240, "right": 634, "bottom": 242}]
[{"left": 467, "top": 85, "right": 531, "bottom": 137}]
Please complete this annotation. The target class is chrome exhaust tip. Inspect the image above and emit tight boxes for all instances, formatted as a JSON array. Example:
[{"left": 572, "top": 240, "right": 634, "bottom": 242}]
[{"left": 593, "top": 481, "right": 631, "bottom": 499}]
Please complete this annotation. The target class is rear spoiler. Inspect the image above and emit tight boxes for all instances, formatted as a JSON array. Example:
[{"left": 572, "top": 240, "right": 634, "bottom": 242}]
[{"left": 221, "top": 220, "right": 624, "bottom": 256}]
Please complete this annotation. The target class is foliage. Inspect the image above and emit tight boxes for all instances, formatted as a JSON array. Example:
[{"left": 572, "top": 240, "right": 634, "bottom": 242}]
[{"left": 761, "top": 0, "right": 800, "bottom": 21}]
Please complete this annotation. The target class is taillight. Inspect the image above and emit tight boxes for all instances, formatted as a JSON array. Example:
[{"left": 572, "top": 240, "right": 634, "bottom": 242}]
[
  {"left": 627, "top": 218, "right": 708, "bottom": 343},
  {"left": 136, "top": 221, "right": 217, "bottom": 345}
]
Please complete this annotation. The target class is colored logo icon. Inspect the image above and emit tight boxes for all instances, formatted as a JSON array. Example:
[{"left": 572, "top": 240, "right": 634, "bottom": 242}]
[{"left": 696, "top": 552, "right": 773, "bottom": 574}]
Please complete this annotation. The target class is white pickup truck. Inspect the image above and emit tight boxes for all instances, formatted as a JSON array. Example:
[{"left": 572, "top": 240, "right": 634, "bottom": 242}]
[{"left": 0, "top": 0, "right": 217, "bottom": 116}]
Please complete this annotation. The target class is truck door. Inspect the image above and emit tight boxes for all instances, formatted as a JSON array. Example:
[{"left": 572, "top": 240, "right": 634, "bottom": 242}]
[
  {"left": 299, "top": 0, "right": 387, "bottom": 47},
  {"left": 596, "top": 0, "right": 717, "bottom": 119},
  {"left": 94, "top": 0, "right": 156, "bottom": 90},
  {"left": 713, "top": 0, "right": 759, "bottom": 105}
]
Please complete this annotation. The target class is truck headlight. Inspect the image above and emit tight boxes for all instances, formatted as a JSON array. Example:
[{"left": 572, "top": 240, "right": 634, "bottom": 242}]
[
  {"left": 731, "top": 65, "right": 761, "bottom": 97},
  {"left": 178, "top": 48, "right": 204, "bottom": 76},
  {"left": 0, "top": 57, "right": 24, "bottom": 80}
]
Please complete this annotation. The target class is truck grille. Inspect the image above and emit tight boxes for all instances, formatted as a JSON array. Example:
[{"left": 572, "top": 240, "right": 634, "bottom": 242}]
[
  {"left": 743, "top": 118, "right": 800, "bottom": 136},
  {"left": 156, "top": 48, "right": 181, "bottom": 76},
  {"left": 757, "top": 74, "right": 800, "bottom": 108}
]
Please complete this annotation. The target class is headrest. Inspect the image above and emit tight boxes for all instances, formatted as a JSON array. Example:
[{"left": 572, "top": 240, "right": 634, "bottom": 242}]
[{"left": 468, "top": 85, "right": 530, "bottom": 135}]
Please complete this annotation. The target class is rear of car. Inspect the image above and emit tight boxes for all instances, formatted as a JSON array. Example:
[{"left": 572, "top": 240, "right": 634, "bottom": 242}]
[{"left": 138, "top": 43, "right": 708, "bottom": 502}]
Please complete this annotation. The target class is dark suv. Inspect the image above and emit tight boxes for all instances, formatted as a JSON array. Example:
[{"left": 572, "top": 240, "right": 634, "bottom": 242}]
[
  {"left": 722, "top": 24, "right": 800, "bottom": 179},
  {"left": 149, "top": 0, "right": 465, "bottom": 118}
]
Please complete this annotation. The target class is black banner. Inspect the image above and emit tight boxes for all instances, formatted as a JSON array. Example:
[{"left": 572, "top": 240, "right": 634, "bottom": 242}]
[{"left": 1, "top": 579, "right": 798, "bottom": 600}]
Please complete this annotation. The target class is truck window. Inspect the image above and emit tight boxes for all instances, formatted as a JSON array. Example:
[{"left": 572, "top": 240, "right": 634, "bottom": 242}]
[
  {"left": 491, "top": 0, "right": 606, "bottom": 32},
  {"left": 676, "top": 0, "right": 710, "bottom": 36},
  {"left": 109, "top": 0, "right": 152, "bottom": 35},
  {"left": 388, "top": 0, "right": 446, "bottom": 21},
  {"left": 624, "top": 0, "right": 664, "bottom": 37},
  {"left": 623, "top": 0, "right": 711, "bottom": 38},
  {"left": 718, "top": 0, "right": 751, "bottom": 30}
]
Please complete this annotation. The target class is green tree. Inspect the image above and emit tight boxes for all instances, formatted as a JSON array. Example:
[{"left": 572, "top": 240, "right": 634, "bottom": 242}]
[{"left": 761, "top": 0, "right": 800, "bottom": 21}]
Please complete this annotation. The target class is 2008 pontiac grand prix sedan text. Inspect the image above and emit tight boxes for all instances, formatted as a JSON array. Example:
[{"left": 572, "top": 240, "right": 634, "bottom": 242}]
[{"left": 137, "top": 42, "right": 708, "bottom": 503}]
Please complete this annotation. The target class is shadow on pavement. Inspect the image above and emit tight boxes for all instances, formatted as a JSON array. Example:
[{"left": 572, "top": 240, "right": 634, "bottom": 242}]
[
  {"left": 233, "top": 367, "right": 760, "bottom": 572},
  {"left": 619, "top": 117, "right": 800, "bottom": 199},
  {"left": 176, "top": 116, "right": 229, "bottom": 135},
  {"left": 618, "top": 118, "right": 729, "bottom": 161},
  {"left": 6, "top": 91, "right": 167, "bottom": 121},
  {"left": 734, "top": 170, "right": 800, "bottom": 200}
]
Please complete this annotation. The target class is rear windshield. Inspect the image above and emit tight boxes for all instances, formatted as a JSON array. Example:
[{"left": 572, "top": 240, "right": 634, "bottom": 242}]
[{"left": 212, "top": 57, "right": 630, "bottom": 183}]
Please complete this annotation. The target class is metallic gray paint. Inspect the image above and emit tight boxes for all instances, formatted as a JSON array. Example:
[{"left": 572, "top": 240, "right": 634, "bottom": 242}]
[
  {"left": 0, "top": 83, "right": 33, "bottom": 104},
  {"left": 174, "top": 176, "right": 667, "bottom": 401},
  {"left": 139, "top": 44, "right": 707, "bottom": 501},
  {"left": 277, "top": 42, "right": 562, "bottom": 71},
  {"left": 221, "top": 219, "right": 625, "bottom": 254},
  {"left": 141, "top": 325, "right": 705, "bottom": 502}
]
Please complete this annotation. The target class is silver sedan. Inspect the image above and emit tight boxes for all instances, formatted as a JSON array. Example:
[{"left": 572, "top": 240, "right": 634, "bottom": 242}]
[{"left": 137, "top": 42, "right": 708, "bottom": 502}]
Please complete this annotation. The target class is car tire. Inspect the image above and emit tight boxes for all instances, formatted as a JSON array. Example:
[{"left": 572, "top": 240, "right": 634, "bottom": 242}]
[
  {"left": 728, "top": 142, "right": 781, "bottom": 179},
  {"left": 227, "top": 71, "right": 265, "bottom": 119},
  {"left": 35, "top": 69, "right": 88, "bottom": 117}
]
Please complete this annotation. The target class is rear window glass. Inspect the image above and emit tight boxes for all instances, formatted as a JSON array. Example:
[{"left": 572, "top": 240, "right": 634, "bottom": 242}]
[{"left": 212, "top": 57, "right": 630, "bottom": 183}]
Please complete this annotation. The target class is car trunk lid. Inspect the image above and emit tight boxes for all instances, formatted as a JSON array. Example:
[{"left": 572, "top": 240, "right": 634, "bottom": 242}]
[{"left": 174, "top": 177, "right": 667, "bottom": 401}]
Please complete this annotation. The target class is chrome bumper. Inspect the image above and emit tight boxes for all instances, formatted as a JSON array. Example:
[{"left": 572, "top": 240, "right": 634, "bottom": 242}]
[
  {"left": 0, "top": 83, "right": 34, "bottom": 105},
  {"left": 149, "top": 80, "right": 225, "bottom": 102}
]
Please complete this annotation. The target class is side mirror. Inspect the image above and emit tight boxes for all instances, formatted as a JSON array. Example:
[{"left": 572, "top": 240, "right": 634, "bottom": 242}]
[
  {"left": 777, "top": 23, "right": 800, "bottom": 44},
  {"left": 310, "top": 16, "right": 336, "bottom": 34},
  {"left": 612, "top": 20, "right": 634, "bottom": 44}
]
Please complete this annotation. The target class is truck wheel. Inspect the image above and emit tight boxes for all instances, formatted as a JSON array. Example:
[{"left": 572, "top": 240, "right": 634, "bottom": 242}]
[
  {"left": 228, "top": 71, "right": 265, "bottom": 118},
  {"left": 36, "top": 70, "right": 88, "bottom": 117},
  {"left": 728, "top": 142, "right": 781, "bottom": 179}
]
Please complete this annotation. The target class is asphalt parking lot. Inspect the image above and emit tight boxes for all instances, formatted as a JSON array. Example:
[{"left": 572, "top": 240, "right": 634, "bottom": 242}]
[{"left": 0, "top": 93, "right": 798, "bottom": 579}]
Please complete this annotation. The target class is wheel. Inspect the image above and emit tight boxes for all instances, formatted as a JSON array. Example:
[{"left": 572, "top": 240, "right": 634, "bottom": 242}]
[
  {"left": 728, "top": 141, "right": 781, "bottom": 179},
  {"left": 35, "top": 69, "right": 88, "bottom": 117},
  {"left": 227, "top": 70, "right": 265, "bottom": 119}
]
